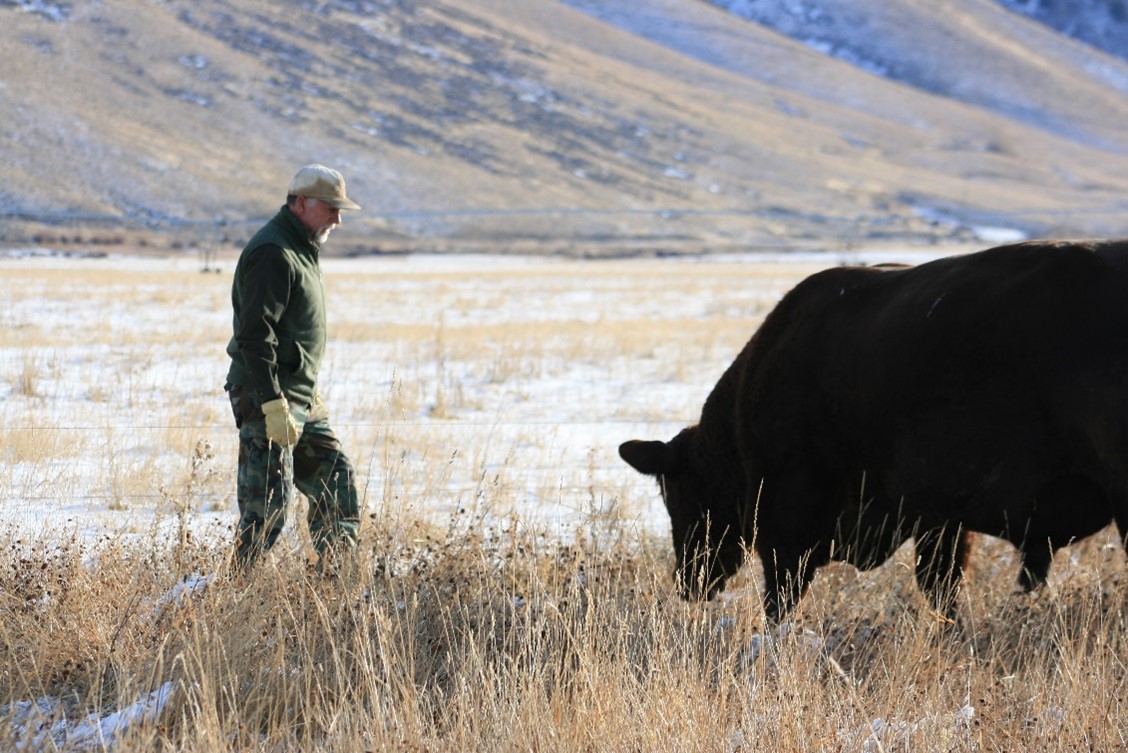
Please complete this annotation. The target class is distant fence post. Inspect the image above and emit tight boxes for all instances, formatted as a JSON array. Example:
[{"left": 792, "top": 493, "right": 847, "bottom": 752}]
[{"left": 198, "top": 220, "right": 224, "bottom": 273}]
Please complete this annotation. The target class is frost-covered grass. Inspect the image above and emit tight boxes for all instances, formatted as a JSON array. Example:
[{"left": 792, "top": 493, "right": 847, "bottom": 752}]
[
  {"left": 0, "top": 252, "right": 808, "bottom": 545},
  {"left": 0, "top": 250, "right": 1125, "bottom": 751}
]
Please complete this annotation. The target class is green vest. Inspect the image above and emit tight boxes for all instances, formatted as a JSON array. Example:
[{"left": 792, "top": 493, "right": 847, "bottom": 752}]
[{"left": 225, "top": 206, "right": 327, "bottom": 407}]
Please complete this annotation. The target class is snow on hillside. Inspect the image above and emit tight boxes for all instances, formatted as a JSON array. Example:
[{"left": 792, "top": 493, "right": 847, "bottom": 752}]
[
  {"left": 567, "top": 0, "right": 1128, "bottom": 150},
  {"left": 996, "top": 0, "right": 1128, "bottom": 61}
]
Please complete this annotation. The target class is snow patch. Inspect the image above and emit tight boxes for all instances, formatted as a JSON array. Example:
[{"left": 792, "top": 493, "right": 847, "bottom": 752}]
[
  {"left": 12, "top": 0, "right": 70, "bottom": 21},
  {"left": 833, "top": 705, "right": 976, "bottom": 752},
  {"left": 2, "top": 682, "right": 177, "bottom": 751},
  {"left": 971, "top": 225, "right": 1027, "bottom": 244}
]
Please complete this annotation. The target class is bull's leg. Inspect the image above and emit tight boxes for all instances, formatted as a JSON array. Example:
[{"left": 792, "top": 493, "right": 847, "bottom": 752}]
[
  {"left": 760, "top": 545, "right": 822, "bottom": 622},
  {"left": 834, "top": 497, "right": 906, "bottom": 571},
  {"left": 1018, "top": 542, "right": 1052, "bottom": 592},
  {"left": 913, "top": 525, "right": 970, "bottom": 618},
  {"left": 1118, "top": 511, "right": 1128, "bottom": 556},
  {"left": 1019, "top": 473, "right": 1111, "bottom": 591}
]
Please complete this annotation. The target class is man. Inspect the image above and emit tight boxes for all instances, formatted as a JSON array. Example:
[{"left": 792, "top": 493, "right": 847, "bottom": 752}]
[{"left": 224, "top": 164, "right": 362, "bottom": 572}]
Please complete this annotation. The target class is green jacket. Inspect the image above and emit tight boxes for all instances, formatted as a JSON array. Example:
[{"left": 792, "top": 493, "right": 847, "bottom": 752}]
[{"left": 225, "top": 205, "right": 327, "bottom": 407}]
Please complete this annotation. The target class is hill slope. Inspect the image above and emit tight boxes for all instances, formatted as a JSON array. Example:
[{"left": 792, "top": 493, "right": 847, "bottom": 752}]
[{"left": 4, "top": 0, "right": 1128, "bottom": 255}]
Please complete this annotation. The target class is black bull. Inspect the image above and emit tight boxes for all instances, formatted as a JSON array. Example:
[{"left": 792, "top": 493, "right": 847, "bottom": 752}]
[{"left": 620, "top": 240, "right": 1128, "bottom": 620}]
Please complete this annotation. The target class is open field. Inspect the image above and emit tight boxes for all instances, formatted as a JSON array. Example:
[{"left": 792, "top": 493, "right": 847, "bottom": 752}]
[
  {"left": 0, "top": 251, "right": 830, "bottom": 542},
  {"left": 0, "top": 249, "right": 1125, "bottom": 750}
]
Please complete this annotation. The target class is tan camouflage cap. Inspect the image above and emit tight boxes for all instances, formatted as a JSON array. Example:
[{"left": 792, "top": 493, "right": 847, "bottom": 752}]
[{"left": 288, "top": 164, "right": 361, "bottom": 210}]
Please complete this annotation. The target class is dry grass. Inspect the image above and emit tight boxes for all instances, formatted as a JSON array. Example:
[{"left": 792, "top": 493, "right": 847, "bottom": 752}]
[
  {"left": 0, "top": 515, "right": 1124, "bottom": 751},
  {"left": 0, "top": 252, "right": 1125, "bottom": 750}
]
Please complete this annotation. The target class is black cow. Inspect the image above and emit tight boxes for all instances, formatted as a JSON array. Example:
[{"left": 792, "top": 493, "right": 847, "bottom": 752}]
[{"left": 620, "top": 239, "right": 1128, "bottom": 620}]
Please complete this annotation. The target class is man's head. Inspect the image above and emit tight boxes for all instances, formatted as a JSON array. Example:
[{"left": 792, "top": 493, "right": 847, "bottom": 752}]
[{"left": 287, "top": 164, "right": 360, "bottom": 243}]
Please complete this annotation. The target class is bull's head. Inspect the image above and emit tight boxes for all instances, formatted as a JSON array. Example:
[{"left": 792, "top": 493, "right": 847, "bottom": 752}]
[{"left": 619, "top": 430, "right": 745, "bottom": 600}]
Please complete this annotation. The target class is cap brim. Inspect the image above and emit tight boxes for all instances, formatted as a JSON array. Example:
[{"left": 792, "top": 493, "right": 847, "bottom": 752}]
[{"left": 328, "top": 197, "right": 361, "bottom": 211}]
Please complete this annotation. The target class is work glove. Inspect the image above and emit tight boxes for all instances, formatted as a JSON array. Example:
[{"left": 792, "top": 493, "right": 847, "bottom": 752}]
[
  {"left": 261, "top": 397, "right": 301, "bottom": 447},
  {"left": 308, "top": 390, "right": 330, "bottom": 422}
]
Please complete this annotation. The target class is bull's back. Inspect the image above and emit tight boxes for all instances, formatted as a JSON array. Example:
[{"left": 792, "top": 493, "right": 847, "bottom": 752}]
[
  {"left": 748, "top": 241, "right": 1128, "bottom": 528},
  {"left": 803, "top": 241, "right": 1128, "bottom": 402}
]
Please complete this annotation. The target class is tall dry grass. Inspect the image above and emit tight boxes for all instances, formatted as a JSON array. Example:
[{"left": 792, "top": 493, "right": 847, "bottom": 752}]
[
  {"left": 0, "top": 252, "right": 1125, "bottom": 750},
  {"left": 0, "top": 511, "right": 1125, "bottom": 751}
]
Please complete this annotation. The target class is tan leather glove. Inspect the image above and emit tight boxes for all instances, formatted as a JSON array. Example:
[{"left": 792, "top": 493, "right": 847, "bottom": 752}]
[
  {"left": 261, "top": 397, "right": 301, "bottom": 447},
  {"left": 308, "top": 391, "right": 330, "bottom": 423}
]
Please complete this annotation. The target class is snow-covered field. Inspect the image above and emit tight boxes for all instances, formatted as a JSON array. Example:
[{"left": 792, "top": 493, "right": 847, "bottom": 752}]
[{"left": 0, "top": 248, "right": 946, "bottom": 554}]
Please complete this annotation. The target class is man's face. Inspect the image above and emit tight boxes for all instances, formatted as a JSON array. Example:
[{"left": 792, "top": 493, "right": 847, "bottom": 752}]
[{"left": 293, "top": 196, "right": 341, "bottom": 244}]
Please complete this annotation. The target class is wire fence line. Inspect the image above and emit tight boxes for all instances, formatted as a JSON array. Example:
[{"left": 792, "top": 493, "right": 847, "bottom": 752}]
[
  {"left": 4, "top": 416, "right": 674, "bottom": 506},
  {"left": 5, "top": 417, "right": 687, "bottom": 432},
  {"left": 7, "top": 482, "right": 662, "bottom": 511},
  {"left": 5, "top": 467, "right": 662, "bottom": 502},
  {"left": 9, "top": 482, "right": 651, "bottom": 505}
]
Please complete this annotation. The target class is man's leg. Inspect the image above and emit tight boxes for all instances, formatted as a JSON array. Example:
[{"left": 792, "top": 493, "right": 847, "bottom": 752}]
[
  {"left": 292, "top": 418, "right": 361, "bottom": 566},
  {"left": 228, "top": 385, "right": 294, "bottom": 568}
]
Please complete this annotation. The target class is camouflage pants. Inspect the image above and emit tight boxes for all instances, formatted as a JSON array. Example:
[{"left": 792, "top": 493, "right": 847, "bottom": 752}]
[{"left": 226, "top": 383, "right": 360, "bottom": 568}]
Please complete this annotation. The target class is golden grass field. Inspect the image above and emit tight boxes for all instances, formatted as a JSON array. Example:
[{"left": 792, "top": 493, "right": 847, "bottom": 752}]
[{"left": 0, "top": 249, "right": 1125, "bottom": 751}]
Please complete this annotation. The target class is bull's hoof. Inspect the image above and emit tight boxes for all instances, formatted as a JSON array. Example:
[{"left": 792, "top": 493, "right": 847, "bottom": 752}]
[{"left": 1017, "top": 568, "right": 1047, "bottom": 593}]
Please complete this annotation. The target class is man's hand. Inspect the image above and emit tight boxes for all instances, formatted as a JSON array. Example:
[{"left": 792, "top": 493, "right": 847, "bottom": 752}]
[
  {"left": 309, "top": 391, "right": 330, "bottom": 422},
  {"left": 262, "top": 397, "right": 301, "bottom": 446}
]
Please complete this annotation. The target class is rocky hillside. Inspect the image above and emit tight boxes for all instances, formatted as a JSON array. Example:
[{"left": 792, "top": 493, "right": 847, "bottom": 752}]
[
  {"left": 997, "top": 0, "right": 1128, "bottom": 60},
  {"left": 4, "top": 0, "right": 1128, "bottom": 255}
]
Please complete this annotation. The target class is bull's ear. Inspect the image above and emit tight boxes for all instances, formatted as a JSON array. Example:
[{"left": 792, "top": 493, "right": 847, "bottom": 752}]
[{"left": 619, "top": 439, "right": 671, "bottom": 476}]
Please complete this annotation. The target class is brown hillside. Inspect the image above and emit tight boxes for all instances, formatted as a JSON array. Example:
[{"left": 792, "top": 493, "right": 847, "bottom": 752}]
[{"left": 4, "top": 0, "right": 1128, "bottom": 255}]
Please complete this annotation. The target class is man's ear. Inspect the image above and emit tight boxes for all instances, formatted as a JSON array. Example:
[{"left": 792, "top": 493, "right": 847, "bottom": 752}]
[{"left": 618, "top": 439, "right": 671, "bottom": 476}]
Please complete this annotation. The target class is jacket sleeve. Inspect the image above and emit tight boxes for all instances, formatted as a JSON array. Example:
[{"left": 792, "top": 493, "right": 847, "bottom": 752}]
[{"left": 234, "top": 244, "right": 293, "bottom": 403}]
